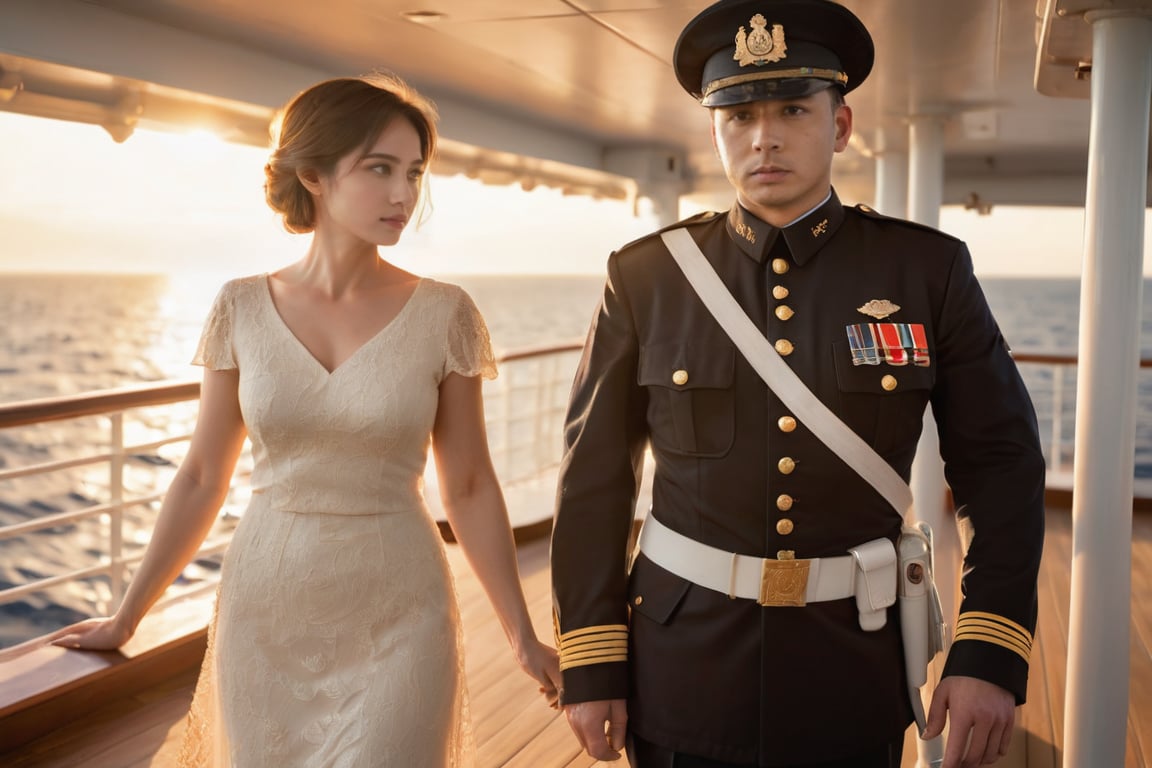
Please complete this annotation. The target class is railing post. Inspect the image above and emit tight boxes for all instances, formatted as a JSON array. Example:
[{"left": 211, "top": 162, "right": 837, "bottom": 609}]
[
  {"left": 1051, "top": 363, "right": 1064, "bottom": 474},
  {"left": 108, "top": 412, "right": 125, "bottom": 606},
  {"left": 534, "top": 357, "right": 554, "bottom": 478},
  {"left": 499, "top": 372, "right": 513, "bottom": 480}
]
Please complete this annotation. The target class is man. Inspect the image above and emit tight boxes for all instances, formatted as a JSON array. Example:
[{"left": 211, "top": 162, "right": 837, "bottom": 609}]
[{"left": 549, "top": 1, "right": 1046, "bottom": 767}]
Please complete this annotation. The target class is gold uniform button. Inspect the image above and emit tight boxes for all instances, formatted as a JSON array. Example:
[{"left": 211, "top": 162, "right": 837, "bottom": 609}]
[
  {"left": 776, "top": 494, "right": 794, "bottom": 511},
  {"left": 771, "top": 258, "right": 790, "bottom": 275},
  {"left": 778, "top": 457, "right": 796, "bottom": 474},
  {"left": 778, "top": 415, "right": 797, "bottom": 433},
  {"left": 776, "top": 519, "right": 794, "bottom": 535},
  {"left": 672, "top": 369, "right": 689, "bottom": 386},
  {"left": 774, "top": 339, "right": 794, "bottom": 356},
  {"left": 772, "top": 285, "right": 789, "bottom": 300},
  {"left": 774, "top": 305, "right": 795, "bottom": 321},
  {"left": 881, "top": 374, "right": 897, "bottom": 391},
  {"left": 634, "top": 595, "right": 644, "bottom": 606}
]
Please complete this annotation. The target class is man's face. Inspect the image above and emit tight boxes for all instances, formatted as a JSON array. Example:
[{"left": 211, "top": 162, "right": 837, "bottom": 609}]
[{"left": 710, "top": 88, "right": 852, "bottom": 227}]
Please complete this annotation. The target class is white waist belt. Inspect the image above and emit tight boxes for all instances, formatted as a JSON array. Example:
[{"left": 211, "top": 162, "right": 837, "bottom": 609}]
[{"left": 636, "top": 515, "right": 897, "bottom": 630}]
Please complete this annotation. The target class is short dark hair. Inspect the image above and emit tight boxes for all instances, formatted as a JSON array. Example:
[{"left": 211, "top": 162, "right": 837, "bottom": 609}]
[
  {"left": 828, "top": 87, "right": 846, "bottom": 111},
  {"left": 264, "top": 72, "right": 439, "bottom": 233}
]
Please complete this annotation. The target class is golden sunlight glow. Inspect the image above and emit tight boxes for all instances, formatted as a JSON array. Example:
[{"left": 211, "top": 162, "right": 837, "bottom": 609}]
[
  {"left": 1, "top": 110, "right": 1149, "bottom": 278},
  {"left": 180, "top": 127, "right": 231, "bottom": 151},
  {"left": 0, "top": 111, "right": 659, "bottom": 277}
]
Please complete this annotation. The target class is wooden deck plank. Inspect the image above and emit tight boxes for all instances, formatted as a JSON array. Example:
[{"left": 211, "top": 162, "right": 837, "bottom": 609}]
[
  {"left": 1129, "top": 511, "right": 1152, "bottom": 767},
  {"left": 1036, "top": 507, "right": 1072, "bottom": 761},
  {"left": 2, "top": 506, "right": 1150, "bottom": 767}
]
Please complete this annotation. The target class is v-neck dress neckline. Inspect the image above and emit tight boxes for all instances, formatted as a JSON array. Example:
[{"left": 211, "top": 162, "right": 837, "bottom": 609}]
[{"left": 259, "top": 274, "right": 426, "bottom": 376}]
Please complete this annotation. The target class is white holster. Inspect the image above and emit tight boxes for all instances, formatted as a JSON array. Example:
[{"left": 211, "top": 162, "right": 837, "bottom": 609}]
[{"left": 898, "top": 521, "right": 949, "bottom": 732}]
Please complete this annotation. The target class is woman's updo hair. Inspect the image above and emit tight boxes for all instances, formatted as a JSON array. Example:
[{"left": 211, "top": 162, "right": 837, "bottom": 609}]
[{"left": 264, "top": 72, "right": 438, "bottom": 233}]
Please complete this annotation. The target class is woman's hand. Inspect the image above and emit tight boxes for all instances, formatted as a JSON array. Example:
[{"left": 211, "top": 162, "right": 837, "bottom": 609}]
[
  {"left": 516, "top": 638, "right": 562, "bottom": 709},
  {"left": 50, "top": 615, "right": 134, "bottom": 651}
]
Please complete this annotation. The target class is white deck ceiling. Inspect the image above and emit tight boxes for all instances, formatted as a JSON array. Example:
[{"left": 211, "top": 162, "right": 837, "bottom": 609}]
[{"left": 0, "top": 0, "right": 1149, "bottom": 207}]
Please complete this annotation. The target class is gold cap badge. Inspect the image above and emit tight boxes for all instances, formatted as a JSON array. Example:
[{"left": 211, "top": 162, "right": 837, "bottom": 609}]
[
  {"left": 734, "top": 15, "right": 787, "bottom": 67},
  {"left": 857, "top": 299, "right": 901, "bottom": 320}
]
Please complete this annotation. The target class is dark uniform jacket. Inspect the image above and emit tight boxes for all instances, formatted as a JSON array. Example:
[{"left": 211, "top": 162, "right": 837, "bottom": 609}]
[{"left": 550, "top": 190, "right": 1046, "bottom": 766}]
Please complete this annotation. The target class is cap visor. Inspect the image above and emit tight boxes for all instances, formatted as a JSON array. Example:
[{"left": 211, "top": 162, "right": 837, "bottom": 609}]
[{"left": 701, "top": 78, "right": 834, "bottom": 107}]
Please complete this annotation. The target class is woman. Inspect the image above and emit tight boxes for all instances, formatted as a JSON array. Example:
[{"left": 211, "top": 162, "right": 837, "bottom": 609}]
[{"left": 52, "top": 73, "right": 560, "bottom": 767}]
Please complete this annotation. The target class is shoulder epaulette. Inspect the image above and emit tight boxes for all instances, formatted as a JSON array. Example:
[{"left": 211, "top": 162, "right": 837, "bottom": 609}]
[
  {"left": 849, "top": 203, "right": 962, "bottom": 244},
  {"left": 613, "top": 210, "right": 724, "bottom": 254}
]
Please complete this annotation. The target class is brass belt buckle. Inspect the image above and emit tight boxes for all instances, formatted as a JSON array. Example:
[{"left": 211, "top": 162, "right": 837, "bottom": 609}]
[{"left": 758, "top": 558, "right": 810, "bottom": 606}]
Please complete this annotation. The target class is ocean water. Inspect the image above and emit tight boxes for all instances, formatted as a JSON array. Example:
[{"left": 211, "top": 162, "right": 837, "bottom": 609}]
[
  {"left": 0, "top": 272, "right": 607, "bottom": 403},
  {"left": 1, "top": 271, "right": 1151, "bottom": 647}
]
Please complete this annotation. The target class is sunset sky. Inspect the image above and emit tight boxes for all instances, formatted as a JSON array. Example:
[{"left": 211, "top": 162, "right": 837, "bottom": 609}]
[{"left": 1, "top": 110, "right": 1148, "bottom": 279}]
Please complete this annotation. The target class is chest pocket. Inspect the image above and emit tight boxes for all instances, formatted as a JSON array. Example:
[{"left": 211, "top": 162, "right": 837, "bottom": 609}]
[
  {"left": 832, "top": 339, "right": 935, "bottom": 455},
  {"left": 638, "top": 342, "right": 735, "bottom": 457}
]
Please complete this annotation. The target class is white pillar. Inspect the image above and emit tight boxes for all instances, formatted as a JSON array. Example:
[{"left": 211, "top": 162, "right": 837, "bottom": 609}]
[
  {"left": 907, "top": 112, "right": 953, "bottom": 768},
  {"left": 639, "top": 180, "right": 684, "bottom": 228},
  {"left": 908, "top": 116, "right": 944, "bottom": 226},
  {"left": 1064, "top": 10, "right": 1152, "bottom": 768},
  {"left": 604, "top": 147, "right": 686, "bottom": 228},
  {"left": 873, "top": 126, "right": 908, "bottom": 217},
  {"left": 907, "top": 114, "right": 958, "bottom": 623}
]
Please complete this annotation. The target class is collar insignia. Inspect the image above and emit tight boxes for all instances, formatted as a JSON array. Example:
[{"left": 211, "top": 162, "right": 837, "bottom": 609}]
[
  {"left": 857, "top": 299, "right": 901, "bottom": 320},
  {"left": 734, "top": 15, "right": 787, "bottom": 67},
  {"left": 735, "top": 220, "right": 756, "bottom": 243},
  {"left": 810, "top": 218, "right": 829, "bottom": 238}
]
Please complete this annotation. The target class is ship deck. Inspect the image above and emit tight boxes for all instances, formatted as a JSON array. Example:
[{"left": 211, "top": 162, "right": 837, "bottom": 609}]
[{"left": 1, "top": 500, "right": 1150, "bottom": 768}]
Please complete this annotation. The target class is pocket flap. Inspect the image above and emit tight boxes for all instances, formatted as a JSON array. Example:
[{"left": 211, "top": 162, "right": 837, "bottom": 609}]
[
  {"left": 628, "top": 553, "right": 692, "bottom": 625},
  {"left": 833, "top": 340, "right": 934, "bottom": 393},
  {"left": 638, "top": 342, "right": 734, "bottom": 390}
]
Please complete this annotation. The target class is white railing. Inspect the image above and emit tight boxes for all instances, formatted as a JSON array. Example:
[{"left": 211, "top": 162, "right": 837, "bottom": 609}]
[
  {"left": 2, "top": 346, "right": 1147, "bottom": 648},
  {"left": 1011, "top": 351, "right": 1152, "bottom": 484},
  {"left": 0, "top": 341, "right": 584, "bottom": 641}
]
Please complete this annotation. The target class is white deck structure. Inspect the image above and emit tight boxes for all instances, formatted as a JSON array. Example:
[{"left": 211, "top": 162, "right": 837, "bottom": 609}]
[{"left": 1, "top": 2, "right": 1151, "bottom": 765}]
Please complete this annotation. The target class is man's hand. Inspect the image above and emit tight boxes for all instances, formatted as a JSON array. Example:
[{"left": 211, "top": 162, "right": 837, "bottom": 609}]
[
  {"left": 563, "top": 698, "right": 628, "bottom": 761},
  {"left": 924, "top": 675, "right": 1015, "bottom": 767}
]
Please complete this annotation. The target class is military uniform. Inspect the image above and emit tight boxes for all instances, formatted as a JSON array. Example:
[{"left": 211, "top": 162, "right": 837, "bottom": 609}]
[
  {"left": 550, "top": 1, "right": 1046, "bottom": 765},
  {"left": 551, "top": 190, "right": 1045, "bottom": 765}
]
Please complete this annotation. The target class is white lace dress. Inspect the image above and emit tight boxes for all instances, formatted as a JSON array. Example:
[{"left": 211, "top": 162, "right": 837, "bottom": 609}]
[{"left": 177, "top": 275, "right": 494, "bottom": 768}]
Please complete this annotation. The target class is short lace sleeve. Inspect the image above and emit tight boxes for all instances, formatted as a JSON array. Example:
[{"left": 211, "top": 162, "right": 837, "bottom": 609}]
[
  {"left": 444, "top": 286, "right": 497, "bottom": 380},
  {"left": 191, "top": 281, "right": 238, "bottom": 370}
]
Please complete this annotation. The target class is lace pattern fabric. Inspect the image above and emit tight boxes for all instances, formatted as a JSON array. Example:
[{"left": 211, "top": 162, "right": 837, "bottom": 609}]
[{"left": 177, "top": 275, "right": 491, "bottom": 767}]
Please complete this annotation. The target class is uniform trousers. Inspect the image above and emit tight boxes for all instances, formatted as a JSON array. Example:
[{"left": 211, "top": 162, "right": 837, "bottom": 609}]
[{"left": 626, "top": 732, "right": 904, "bottom": 768}]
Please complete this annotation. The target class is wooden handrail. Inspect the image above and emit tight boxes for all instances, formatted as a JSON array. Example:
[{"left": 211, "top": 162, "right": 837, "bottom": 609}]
[
  {"left": 1011, "top": 351, "right": 1152, "bottom": 367},
  {"left": 0, "top": 380, "right": 201, "bottom": 428},
  {"left": 2, "top": 346, "right": 1146, "bottom": 431},
  {"left": 0, "top": 341, "right": 588, "bottom": 428}
]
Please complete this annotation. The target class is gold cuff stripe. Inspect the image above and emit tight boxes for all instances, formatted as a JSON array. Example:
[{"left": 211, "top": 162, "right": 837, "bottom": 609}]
[
  {"left": 561, "top": 647, "right": 629, "bottom": 663},
  {"left": 956, "top": 615, "right": 1033, "bottom": 653},
  {"left": 956, "top": 616, "right": 1033, "bottom": 648},
  {"left": 958, "top": 611, "right": 1032, "bottom": 643},
  {"left": 953, "top": 625, "right": 1031, "bottom": 656},
  {"left": 558, "top": 624, "right": 629, "bottom": 643},
  {"left": 560, "top": 653, "right": 629, "bottom": 671},
  {"left": 954, "top": 622, "right": 1031, "bottom": 657},
  {"left": 560, "top": 637, "right": 628, "bottom": 654},
  {"left": 559, "top": 641, "right": 628, "bottom": 663},
  {"left": 559, "top": 646, "right": 628, "bottom": 664},
  {"left": 703, "top": 68, "right": 849, "bottom": 97},
  {"left": 954, "top": 628, "right": 1031, "bottom": 663},
  {"left": 559, "top": 633, "right": 628, "bottom": 651}
]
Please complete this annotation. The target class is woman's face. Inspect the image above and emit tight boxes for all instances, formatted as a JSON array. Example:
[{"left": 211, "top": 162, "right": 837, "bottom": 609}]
[{"left": 312, "top": 118, "right": 426, "bottom": 247}]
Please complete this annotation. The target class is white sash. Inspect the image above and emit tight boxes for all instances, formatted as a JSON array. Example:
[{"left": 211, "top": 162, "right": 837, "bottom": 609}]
[
  {"left": 661, "top": 228, "right": 946, "bottom": 762},
  {"left": 659, "top": 227, "right": 914, "bottom": 516}
]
